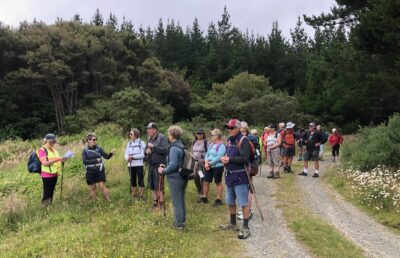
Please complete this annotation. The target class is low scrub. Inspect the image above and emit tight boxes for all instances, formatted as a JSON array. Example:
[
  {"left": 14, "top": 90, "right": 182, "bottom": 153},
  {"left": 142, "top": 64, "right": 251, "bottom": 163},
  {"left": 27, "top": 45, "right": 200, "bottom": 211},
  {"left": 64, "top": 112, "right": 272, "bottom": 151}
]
[{"left": 341, "top": 113, "right": 400, "bottom": 171}]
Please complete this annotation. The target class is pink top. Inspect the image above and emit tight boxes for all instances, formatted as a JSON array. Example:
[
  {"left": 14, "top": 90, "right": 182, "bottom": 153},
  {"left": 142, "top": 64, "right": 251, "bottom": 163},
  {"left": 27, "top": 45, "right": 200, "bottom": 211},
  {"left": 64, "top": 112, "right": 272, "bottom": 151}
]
[{"left": 38, "top": 148, "right": 58, "bottom": 178}]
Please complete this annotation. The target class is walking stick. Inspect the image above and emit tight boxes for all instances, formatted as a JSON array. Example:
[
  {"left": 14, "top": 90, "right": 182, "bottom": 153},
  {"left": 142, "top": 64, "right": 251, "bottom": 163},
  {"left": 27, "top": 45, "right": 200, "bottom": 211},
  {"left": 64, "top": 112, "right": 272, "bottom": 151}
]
[
  {"left": 244, "top": 165, "right": 264, "bottom": 221},
  {"left": 60, "top": 162, "right": 64, "bottom": 202}
]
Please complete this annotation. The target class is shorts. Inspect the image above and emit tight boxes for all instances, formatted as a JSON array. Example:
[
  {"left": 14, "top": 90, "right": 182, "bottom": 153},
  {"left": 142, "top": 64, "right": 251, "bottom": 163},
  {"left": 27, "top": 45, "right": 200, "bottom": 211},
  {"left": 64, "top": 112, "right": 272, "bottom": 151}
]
[
  {"left": 204, "top": 166, "right": 224, "bottom": 184},
  {"left": 225, "top": 184, "right": 249, "bottom": 207},
  {"left": 267, "top": 148, "right": 280, "bottom": 166},
  {"left": 86, "top": 169, "right": 106, "bottom": 185},
  {"left": 282, "top": 147, "right": 295, "bottom": 157},
  {"left": 303, "top": 149, "right": 319, "bottom": 161},
  {"left": 148, "top": 165, "right": 164, "bottom": 191}
]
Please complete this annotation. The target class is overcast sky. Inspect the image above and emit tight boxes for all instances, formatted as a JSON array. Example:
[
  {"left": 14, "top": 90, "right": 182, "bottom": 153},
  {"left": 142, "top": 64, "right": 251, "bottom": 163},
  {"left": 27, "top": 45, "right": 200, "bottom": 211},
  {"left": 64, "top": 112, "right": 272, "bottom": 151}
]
[{"left": 0, "top": 0, "right": 336, "bottom": 37}]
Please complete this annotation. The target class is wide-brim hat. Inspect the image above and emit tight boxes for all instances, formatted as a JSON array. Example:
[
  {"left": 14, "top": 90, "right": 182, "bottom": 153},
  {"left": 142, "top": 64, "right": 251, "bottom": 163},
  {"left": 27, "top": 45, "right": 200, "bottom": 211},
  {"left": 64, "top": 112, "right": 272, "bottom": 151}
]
[{"left": 286, "top": 122, "right": 295, "bottom": 129}]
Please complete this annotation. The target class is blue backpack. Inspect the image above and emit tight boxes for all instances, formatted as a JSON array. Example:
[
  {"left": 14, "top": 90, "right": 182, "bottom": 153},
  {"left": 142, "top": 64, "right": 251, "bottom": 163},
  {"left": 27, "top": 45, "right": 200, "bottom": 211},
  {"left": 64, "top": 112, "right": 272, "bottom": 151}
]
[{"left": 27, "top": 148, "right": 48, "bottom": 173}]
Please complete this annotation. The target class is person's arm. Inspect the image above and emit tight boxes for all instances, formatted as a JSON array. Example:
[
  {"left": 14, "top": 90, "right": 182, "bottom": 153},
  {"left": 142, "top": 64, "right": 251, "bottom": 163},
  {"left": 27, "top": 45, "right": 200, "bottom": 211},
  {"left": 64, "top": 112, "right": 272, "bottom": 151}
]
[
  {"left": 339, "top": 135, "right": 344, "bottom": 144},
  {"left": 124, "top": 142, "right": 130, "bottom": 161},
  {"left": 163, "top": 147, "right": 181, "bottom": 175},
  {"left": 132, "top": 141, "right": 146, "bottom": 160},
  {"left": 229, "top": 139, "right": 251, "bottom": 164},
  {"left": 152, "top": 135, "right": 169, "bottom": 155},
  {"left": 99, "top": 147, "right": 113, "bottom": 160}
]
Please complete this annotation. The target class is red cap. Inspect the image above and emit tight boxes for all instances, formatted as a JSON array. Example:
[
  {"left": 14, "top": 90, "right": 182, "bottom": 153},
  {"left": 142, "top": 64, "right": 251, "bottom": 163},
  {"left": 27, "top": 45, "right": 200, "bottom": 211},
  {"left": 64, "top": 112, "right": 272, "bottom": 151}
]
[{"left": 224, "top": 119, "right": 241, "bottom": 129}]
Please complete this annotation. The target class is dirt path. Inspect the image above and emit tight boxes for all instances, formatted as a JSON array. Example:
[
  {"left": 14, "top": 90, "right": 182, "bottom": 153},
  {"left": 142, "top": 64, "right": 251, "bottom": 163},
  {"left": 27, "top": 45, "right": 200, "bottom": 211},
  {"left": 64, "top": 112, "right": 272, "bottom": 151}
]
[
  {"left": 296, "top": 157, "right": 400, "bottom": 258},
  {"left": 242, "top": 166, "right": 310, "bottom": 258}
]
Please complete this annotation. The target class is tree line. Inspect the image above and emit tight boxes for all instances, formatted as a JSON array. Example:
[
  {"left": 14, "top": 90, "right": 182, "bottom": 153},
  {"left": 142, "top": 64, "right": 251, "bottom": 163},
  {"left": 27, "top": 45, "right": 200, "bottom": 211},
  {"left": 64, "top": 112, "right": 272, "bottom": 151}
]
[{"left": 0, "top": 1, "right": 399, "bottom": 140}]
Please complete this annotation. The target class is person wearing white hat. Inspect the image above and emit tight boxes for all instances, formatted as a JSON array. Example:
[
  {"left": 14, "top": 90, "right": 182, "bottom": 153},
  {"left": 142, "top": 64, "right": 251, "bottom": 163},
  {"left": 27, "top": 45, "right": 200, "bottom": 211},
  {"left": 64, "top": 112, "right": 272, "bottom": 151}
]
[
  {"left": 328, "top": 128, "right": 344, "bottom": 162},
  {"left": 280, "top": 122, "right": 296, "bottom": 173}
]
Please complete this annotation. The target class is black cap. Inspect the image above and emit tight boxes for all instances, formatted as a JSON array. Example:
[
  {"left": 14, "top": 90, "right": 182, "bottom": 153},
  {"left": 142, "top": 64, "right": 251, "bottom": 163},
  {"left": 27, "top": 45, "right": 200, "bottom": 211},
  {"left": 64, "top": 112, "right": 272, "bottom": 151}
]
[
  {"left": 196, "top": 128, "right": 205, "bottom": 134},
  {"left": 267, "top": 124, "right": 276, "bottom": 129},
  {"left": 45, "top": 133, "right": 56, "bottom": 140},
  {"left": 146, "top": 122, "right": 158, "bottom": 129}
]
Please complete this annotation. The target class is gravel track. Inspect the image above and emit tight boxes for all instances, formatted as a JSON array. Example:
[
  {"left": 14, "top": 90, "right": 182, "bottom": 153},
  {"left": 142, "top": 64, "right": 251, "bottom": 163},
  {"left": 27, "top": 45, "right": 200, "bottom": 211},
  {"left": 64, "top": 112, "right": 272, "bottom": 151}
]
[
  {"left": 242, "top": 166, "right": 310, "bottom": 258},
  {"left": 296, "top": 158, "right": 400, "bottom": 258}
]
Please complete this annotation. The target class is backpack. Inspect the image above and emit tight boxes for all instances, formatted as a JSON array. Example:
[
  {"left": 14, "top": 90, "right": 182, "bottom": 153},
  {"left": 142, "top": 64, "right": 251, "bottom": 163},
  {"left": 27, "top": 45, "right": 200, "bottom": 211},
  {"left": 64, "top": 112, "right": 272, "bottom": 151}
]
[
  {"left": 175, "top": 146, "right": 197, "bottom": 179},
  {"left": 27, "top": 148, "right": 48, "bottom": 173},
  {"left": 237, "top": 136, "right": 259, "bottom": 176},
  {"left": 282, "top": 130, "right": 295, "bottom": 147},
  {"left": 320, "top": 131, "right": 329, "bottom": 144}
]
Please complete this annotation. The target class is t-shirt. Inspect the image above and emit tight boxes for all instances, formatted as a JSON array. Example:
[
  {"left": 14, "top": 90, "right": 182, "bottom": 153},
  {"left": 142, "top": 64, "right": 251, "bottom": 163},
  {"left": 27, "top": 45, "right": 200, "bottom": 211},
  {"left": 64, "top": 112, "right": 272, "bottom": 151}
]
[
  {"left": 192, "top": 140, "right": 207, "bottom": 161},
  {"left": 266, "top": 132, "right": 280, "bottom": 151},
  {"left": 38, "top": 148, "right": 58, "bottom": 178}
]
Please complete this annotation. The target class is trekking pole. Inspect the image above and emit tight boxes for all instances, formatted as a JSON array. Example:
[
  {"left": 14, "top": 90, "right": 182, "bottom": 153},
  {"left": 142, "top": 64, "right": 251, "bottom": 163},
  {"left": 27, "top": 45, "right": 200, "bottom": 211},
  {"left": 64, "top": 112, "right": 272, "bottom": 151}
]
[
  {"left": 244, "top": 166, "right": 264, "bottom": 221},
  {"left": 145, "top": 162, "right": 149, "bottom": 203},
  {"left": 60, "top": 162, "right": 64, "bottom": 202},
  {"left": 161, "top": 175, "right": 166, "bottom": 217}
]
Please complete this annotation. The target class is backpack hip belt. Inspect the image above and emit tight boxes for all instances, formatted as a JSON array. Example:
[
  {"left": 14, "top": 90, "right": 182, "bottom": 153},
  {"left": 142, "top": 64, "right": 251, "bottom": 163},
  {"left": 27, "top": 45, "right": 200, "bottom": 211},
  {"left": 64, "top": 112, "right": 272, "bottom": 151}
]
[
  {"left": 227, "top": 168, "right": 246, "bottom": 173},
  {"left": 86, "top": 163, "right": 103, "bottom": 171}
]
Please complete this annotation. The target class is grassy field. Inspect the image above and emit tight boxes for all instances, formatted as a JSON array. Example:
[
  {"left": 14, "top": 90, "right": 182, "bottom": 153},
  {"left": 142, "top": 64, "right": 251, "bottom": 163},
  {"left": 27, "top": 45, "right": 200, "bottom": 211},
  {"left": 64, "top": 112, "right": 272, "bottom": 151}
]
[
  {"left": 275, "top": 161, "right": 365, "bottom": 258},
  {"left": 0, "top": 124, "right": 242, "bottom": 257}
]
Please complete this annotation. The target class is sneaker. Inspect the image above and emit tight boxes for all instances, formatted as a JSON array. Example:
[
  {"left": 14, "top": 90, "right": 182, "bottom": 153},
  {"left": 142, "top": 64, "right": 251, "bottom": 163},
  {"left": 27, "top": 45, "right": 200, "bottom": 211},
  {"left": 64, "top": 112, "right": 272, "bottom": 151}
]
[
  {"left": 267, "top": 171, "right": 274, "bottom": 178},
  {"left": 298, "top": 171, "right": 308, "bottom": 176},
  {"left": 237, "top": 211, "right": 243, "bottom": 220},
  {"left": 220, "top": 223, "right": 239, "bottom": 231},
  {"left": 213, "top": 199, "right": 223, "bottom": 207},
  {"left": 273, "top": 172, "right": 280, "bottom": 179},
  {"left": 297, "top": 157, "right": 302, "bottom": 161},
  {"left": 174, "top": 225, "right": 185, "bottom": 231},
  {"left": 312, "top": 173, "right": 320, "bottom": 178},
  {"left": 238, "top": 227, "right": 251, "bottom": 239}
]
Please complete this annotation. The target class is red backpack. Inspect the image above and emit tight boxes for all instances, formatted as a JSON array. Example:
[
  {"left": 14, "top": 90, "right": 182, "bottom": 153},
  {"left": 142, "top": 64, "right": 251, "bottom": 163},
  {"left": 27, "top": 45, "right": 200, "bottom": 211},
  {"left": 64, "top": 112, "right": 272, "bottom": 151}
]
[{"left": 281, "top": 130, "right": 295, "bottom": 148}]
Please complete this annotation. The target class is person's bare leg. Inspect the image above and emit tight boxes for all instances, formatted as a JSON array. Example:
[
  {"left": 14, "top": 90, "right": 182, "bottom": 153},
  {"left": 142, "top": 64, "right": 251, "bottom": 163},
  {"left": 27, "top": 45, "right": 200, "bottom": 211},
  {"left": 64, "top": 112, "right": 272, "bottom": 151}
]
[
  {"left": 98, "top": 182, "right": 110, "bottom": 201},
  {"left": 89, "top": 184, "right": 97, "bottom": 200},
  {"left": 139, "top": 187, "right": 144, "bottom": 197},
  {"left": 216, "top": 183, "right": 223, "bottom": 200},
  {"left": 202, "top": 181, "right": 210, "bottom": 198}
]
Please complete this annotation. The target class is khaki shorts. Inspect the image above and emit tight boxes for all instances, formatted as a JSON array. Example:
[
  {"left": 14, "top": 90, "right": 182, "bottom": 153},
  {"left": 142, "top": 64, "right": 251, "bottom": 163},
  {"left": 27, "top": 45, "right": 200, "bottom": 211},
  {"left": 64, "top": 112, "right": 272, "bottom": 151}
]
[{"left": 267, "top": 148, "right": 281, "bottom": 167}]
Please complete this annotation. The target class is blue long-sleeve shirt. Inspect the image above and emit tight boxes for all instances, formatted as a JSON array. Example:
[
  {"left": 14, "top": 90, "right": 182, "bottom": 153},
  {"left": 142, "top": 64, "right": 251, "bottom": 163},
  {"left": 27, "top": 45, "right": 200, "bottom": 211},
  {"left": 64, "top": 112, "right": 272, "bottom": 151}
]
[
  {"left": 163, "top": 140, "right": 184, "bottom": 175},
  {"left": 205, "top": 142, "right": 226, "bottom": 168}
]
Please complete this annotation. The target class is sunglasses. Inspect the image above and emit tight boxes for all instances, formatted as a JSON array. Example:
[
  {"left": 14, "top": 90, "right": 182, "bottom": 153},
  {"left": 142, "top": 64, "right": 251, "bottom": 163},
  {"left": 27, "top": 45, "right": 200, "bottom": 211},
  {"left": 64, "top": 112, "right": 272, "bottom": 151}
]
[
  {"left": 227, "top": 127, "right": 236, "bottom": 130},
  {"left": 91, "top": 138, "right": 97, "bottom": 141}
]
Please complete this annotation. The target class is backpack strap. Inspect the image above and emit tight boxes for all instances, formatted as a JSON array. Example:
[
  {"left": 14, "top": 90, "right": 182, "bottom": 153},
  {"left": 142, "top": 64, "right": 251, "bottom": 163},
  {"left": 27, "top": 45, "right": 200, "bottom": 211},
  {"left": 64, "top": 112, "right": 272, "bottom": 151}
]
[{"left": 40, "top": 147, "right": 51, "bottom": 172}]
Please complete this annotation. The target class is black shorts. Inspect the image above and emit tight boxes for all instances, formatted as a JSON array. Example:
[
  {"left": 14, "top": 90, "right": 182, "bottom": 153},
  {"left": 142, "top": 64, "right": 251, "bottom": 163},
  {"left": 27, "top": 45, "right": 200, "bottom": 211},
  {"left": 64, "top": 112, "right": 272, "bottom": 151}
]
[
  {"left": 204, "top": 166, "right": 224, "bottom": 184},
  {"left": 282, "top": 147, "right": 295, "bottom": 157},
  {"left": 303, "top": 149, "right": 319, "bottom": 161},
  {"left": 86, "top": 169, "right": 106, "bottom": 185}
]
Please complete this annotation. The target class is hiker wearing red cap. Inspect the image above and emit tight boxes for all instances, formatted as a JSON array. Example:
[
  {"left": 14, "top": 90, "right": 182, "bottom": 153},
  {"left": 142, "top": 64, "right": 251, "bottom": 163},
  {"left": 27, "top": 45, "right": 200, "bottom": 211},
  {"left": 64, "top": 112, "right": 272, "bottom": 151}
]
[{"left": 220, "top": 119, "right": 252, "bottom": 239}]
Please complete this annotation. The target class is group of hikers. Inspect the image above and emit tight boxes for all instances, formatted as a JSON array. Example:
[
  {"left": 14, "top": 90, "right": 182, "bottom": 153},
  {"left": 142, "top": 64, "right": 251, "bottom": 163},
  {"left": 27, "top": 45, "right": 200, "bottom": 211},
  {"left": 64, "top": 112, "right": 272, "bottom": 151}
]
[{"left": 34, "top": 119, "right": 344, "bottom": 239}]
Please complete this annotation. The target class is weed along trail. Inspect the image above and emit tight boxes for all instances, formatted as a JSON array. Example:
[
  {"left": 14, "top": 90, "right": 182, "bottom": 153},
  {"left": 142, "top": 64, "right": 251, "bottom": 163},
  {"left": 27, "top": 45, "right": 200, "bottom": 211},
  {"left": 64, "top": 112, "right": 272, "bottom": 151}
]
[
  {"left": 242, "top": 165, "right": 310, "bottom": 258},
  {"left": 296, "top": 158, "right": 400, "bottom": 258}
]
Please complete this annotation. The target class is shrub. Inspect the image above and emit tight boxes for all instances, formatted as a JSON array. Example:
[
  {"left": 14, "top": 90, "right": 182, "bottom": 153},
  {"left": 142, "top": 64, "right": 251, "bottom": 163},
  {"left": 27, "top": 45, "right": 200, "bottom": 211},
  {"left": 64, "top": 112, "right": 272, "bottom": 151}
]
[{"left": 341, "top": 113, "right": 400, "bottom": 171}]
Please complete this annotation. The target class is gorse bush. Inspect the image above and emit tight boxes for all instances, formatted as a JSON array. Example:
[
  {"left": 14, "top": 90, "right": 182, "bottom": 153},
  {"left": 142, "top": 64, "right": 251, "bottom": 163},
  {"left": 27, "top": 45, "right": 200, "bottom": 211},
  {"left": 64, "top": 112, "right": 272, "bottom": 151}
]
[{"left": 341, "top": 113, "right": 400, "bottom": 171}]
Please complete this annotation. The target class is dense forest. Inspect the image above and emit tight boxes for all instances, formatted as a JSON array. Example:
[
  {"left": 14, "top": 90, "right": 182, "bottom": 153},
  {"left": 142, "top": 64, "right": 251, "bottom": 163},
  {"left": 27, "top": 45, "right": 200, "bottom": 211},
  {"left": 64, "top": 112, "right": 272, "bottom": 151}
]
[{"left": 0, "top": 0, "right": 399, "bottom": 140}]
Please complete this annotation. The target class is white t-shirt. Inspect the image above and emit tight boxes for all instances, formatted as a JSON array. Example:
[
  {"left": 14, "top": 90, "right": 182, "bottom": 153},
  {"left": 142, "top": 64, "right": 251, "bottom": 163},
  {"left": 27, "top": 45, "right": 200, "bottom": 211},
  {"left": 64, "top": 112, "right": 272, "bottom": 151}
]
[{"left": 124, "top": 139, "right": 146, "bottom": 167}]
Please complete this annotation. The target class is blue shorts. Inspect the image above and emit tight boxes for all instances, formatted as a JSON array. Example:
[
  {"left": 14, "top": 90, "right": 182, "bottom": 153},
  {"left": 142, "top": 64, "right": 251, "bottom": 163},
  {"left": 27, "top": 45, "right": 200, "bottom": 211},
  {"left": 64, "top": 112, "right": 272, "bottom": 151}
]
[{"left": 225, "top": 184, "right": 249, "bottom": 207}]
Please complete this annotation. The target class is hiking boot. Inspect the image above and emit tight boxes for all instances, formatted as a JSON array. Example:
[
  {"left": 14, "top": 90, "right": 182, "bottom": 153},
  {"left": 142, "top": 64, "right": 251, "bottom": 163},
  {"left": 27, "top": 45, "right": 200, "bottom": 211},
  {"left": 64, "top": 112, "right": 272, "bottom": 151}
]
[
  {"left": 283, "top": 167, "right": 289, "bottom": 173},
  {"left": 298, "top": 171, "right": 308, "bottom": 176},
  {"left": 287, "top": 167, "right": 293, "bottom": 173},
  {"left": 297, "top": 157, "right": 302, "bottom": 161},
  {"left": 273, "top": 172, "right": 280, "bottom": 179},
  {"left": 152, "top": 200, "right": 158, "bottom": 209},
  {"left": 213, "top": 199, "right": 223, "bottom": 207},
  {"left": 137, "top": 196, "right": 144, "bottom": 201},
  {"left": 267, "top": 171, "right": 274, "bottom": 178},
  {"left": 174, "top": 225, "right": 185, "bottom": 231},
  {"left": 200, "top": 197, "right": 208, "bottom": 204},
  {"left": 312, "top": 173, "right": 320, "bottom": 178},
  {"left": 237, "top": 211, "right": 243, "bottom": 220},
  {"left": 238, "top": 227, "right": 251, "bottom": 239},
  {"left": 220, "top": 223, "right": 239, "bottom": 231}
]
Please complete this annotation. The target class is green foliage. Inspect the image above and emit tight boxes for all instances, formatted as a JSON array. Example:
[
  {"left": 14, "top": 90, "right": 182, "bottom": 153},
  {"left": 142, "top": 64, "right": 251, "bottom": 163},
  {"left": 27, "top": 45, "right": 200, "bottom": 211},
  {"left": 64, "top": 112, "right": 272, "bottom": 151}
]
[{"left": 342, "top": 113, "right": 400, "bottom": 171}]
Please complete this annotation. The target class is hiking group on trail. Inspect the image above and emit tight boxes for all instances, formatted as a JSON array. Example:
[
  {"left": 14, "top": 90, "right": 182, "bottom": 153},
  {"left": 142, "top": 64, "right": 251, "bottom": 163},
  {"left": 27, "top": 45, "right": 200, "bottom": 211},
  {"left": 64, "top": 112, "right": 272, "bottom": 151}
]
[{"left": 28, "top": 119, "right": 344, "bottom": 239}]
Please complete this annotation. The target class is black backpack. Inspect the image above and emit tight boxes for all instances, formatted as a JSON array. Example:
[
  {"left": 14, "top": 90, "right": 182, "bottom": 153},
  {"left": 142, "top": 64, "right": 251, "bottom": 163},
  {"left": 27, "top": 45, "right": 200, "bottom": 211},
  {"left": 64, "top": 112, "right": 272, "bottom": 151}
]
[
  {"left": 320, "top": 131, "right": 329, "bottom": 144},
  {"left": 27, "top": 148, "right": 48, "bottom": 173}
]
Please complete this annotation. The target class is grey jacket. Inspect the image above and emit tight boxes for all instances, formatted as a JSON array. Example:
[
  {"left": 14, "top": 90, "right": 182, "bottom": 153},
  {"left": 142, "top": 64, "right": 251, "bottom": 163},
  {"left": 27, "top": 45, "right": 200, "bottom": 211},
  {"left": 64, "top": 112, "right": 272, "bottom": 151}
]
[{"left": 147, "top": 132, "right": 169, "bottom": 166}]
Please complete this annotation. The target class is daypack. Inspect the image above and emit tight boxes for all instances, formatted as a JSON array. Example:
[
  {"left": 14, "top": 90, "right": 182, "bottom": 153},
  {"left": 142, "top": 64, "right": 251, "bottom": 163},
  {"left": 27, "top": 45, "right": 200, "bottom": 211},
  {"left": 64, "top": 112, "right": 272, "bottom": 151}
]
[
  {"left": 27, "top": 148, "right": 48, "bottom": 173},
  {"left": 175, "top": 146, "right": 197, "bottom": 178},
  {"left": 237, "top": 136, "right": 259, "bottom": 176},
  {"left": 282, "top": 130, "right": 295, "bottom": 147},
  {"left": 320, "top": 131, "right": 329, "bottom": 144}
]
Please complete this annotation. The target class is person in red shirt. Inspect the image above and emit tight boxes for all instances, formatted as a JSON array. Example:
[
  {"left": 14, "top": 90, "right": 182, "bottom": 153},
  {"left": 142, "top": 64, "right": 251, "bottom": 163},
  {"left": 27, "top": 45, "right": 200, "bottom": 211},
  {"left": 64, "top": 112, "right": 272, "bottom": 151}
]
[{"left": 328, "top": 128, "right": 344, "bottom": 162}]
